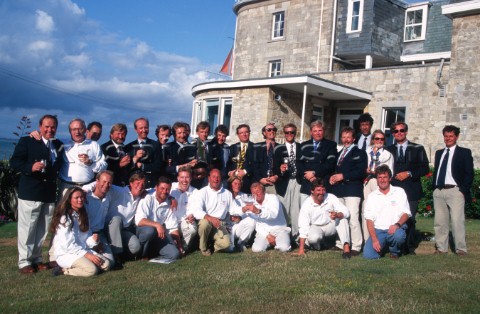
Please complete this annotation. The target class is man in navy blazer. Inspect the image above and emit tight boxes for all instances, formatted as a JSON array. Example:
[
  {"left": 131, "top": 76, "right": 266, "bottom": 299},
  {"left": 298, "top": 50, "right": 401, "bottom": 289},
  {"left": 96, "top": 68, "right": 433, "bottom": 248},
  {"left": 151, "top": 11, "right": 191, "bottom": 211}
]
[
  {"left": 329, "top": 126, "right": 367, "bottom": 254},
  {"left": 10, "top": 114, "right": 63, "bottom": 274},
  {"left": 101, "top": 123, "right": 131, "bottom": 186},
  {"left": 273, "top": 123, "right": 303, "bottom": 239},
  {"left": 386, "top": 122, "right": 429, "bottom": 254},
  {"left": 228, "top": 124, "right": 255, "bottom": 193},
  {"left": 432, "top": 125, "right": 474, "bottom": 255},
  {"left": 253, "top": 123, "right": 279, "bottom": 194},
  {"left": 125, "top": 117, "right": 163, "bottom": 189},
  {"left": 297, "top": 120, "right": 338, "bottom": 202}
]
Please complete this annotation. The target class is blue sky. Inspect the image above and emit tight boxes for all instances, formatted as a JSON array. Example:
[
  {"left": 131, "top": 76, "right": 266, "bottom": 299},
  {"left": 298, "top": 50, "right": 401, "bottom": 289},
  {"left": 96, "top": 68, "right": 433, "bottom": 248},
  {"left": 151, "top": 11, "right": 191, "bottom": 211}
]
[{"left": 0, "top": 0, "right": 236, "bottom": 142}]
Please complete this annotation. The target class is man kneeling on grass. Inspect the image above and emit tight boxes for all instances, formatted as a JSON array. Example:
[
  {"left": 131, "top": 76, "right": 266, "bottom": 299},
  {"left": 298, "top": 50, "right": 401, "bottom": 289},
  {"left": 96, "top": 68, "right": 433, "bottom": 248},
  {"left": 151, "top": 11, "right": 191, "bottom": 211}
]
[
  {"left": 135, "top": 177, "right": 180, "bottom": 262},
  {"left": 363, "top": 165, "right": 411, "bottom": 260},
  {"left": 244, "top": 182, "right": 291, "bottom": 253},
  {"left": 188, "top": 169, "right": 232, "bottom": 256},
  {"left": 294, "top": 178, "right": 352, "bottom": 259}
]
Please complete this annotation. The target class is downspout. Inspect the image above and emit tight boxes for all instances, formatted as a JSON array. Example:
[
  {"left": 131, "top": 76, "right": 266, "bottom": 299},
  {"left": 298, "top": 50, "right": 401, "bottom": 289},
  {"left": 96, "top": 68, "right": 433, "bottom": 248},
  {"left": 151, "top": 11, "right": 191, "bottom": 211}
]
[
  {"left": 300, "top": 84, "right": 308, "bottom": 142},
  {"left": 329, "top": 0, "right": 338, "bottom": 72},
  {"left": 316, "top": 0, "right": 325, "bottom": 72},
  {"left": 436, "top": 58, "right": 446, "bottom": 98}
]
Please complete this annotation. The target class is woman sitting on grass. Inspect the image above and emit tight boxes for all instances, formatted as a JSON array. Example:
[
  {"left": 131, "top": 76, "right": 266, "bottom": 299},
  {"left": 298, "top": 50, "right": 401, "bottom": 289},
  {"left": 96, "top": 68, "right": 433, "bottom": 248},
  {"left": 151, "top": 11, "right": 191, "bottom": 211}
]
[{"left": 50, "top": 187, "right": 111, "bottom": 276}]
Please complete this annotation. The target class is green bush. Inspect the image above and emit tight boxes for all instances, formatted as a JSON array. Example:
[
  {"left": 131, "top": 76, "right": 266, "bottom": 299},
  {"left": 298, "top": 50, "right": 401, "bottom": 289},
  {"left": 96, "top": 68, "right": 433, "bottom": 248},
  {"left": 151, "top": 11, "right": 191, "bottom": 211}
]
[
  {"left": 0, "top": 160, "right": 19, "bottom": 221},
  {"left": 418, "top": 167, "right": 480, "bottom": 219}
]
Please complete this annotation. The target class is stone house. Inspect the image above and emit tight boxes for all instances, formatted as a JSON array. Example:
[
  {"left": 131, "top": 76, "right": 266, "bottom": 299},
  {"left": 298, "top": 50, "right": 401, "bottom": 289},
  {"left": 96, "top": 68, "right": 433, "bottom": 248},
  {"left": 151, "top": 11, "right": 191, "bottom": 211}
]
[{"left": 191, "top": 0, "right": 480, "bottom": 166}]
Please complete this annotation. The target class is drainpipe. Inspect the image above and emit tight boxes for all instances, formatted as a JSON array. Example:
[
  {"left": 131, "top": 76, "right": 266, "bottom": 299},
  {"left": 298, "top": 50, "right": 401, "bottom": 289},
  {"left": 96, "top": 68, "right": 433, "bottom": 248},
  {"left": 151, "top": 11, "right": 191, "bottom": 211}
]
[
  {"left": 316, "top": 0, "right": 325, "bottom": 72},
  {"left": 436, "top": 58, "right": 445, "bottom": 87},
  {"left": 329, "top": 0, "right": 338, "bottom": 72},
  {"left": 300, "top": 84, "right": 308, "bottom": 142}
]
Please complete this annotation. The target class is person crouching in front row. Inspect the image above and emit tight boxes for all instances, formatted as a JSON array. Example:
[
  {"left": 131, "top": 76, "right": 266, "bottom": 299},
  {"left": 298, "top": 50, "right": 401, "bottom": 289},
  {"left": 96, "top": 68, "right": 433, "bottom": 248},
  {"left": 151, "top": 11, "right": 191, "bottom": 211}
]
[{"left": 50, "top": 187, "right": 111, "bottom": 276}]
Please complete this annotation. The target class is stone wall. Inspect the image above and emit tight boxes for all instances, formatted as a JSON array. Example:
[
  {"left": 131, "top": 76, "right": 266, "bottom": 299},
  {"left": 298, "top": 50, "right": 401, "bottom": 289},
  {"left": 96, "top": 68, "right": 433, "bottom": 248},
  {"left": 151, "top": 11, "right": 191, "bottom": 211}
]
[
  {"left": 233, "top": 0, "right": 334, "bottom": 79},
  {"left": 446, "top": 13, "right": 480, "bottom": 166}
]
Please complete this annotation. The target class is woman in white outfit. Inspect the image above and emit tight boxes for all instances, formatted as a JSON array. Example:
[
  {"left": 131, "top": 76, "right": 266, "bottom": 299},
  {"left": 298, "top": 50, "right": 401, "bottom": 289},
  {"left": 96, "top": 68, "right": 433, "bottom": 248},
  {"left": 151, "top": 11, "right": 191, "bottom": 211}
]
[{"left": 50, "top": 187, "right": 111, "bottom": 276}]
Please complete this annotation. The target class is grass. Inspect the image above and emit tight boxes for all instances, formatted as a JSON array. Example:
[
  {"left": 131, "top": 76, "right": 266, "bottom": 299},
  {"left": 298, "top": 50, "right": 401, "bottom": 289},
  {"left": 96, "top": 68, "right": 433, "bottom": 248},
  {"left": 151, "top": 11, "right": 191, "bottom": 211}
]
[{"left": 1, "top": 217, "right": 479, "bottom": 313}]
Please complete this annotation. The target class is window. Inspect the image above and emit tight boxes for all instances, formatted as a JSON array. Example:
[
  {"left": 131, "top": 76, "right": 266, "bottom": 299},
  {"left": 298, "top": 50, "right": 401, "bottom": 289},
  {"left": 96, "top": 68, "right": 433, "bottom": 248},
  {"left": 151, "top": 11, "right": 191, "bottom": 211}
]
[
  {"left": 191, "top": 97, "right": 233, "bottom": 137},
  {"left": 335, "top": 109, "right": 364, "bottom": 143},
  {"left": 311, "top": 104, "right": 324, "bottom": 123},
  {"left": 404, "top": 5, "right": 428, "bottom": 42},
  {"left": 269, "top": 60, "right": 282, "bottom": 77},
  {"left": 381, "top": 107, "right": 406, "bottom": 145},
  {"left": 272, "top": 11, "right": 285, "bottom": 39},
  {"left": 347, "top": 0, "right": 363, "bottom": 33}
]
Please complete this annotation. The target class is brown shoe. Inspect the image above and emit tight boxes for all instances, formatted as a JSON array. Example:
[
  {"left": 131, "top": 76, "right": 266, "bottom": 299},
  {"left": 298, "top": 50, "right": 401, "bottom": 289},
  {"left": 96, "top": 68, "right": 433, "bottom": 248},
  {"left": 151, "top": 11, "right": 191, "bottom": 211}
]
[
  {"left": 456, "top": 250, "right": 467, "bottom": 256},
  {"left": 48, "top": 261, "right": 58, "bottom": 268},
  {"left": 36, "top": 263, "right": 51, "bottom": 271},
  {"left": 201, "top": 250, "right": 212, "bottom": 257},
  {"left": 434, "top": 250, "right": 447, "bottom": 255},
  {"left": 19, "top": 265, "right": 36, "bottom": 274},
  {"left": 350, "top": 250, "right": 361, "bottom": 256},
  {"left": 390, "top": 253, "right": 399, "bottom": 260}
]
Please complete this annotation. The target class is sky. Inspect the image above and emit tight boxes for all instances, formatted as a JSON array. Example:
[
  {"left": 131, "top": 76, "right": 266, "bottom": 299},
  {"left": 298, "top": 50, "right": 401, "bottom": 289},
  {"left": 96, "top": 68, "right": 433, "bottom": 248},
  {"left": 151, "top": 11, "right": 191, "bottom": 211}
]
[{"left": 0, "top": 0, "right": 236, "bottom": 142}]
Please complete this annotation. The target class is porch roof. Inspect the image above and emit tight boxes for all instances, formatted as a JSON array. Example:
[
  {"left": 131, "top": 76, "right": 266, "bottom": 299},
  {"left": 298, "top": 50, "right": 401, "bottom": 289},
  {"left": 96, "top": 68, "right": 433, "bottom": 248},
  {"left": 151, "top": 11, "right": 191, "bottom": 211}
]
[{"left": 191, "top": 74, "right": 372, "bottom": 101}]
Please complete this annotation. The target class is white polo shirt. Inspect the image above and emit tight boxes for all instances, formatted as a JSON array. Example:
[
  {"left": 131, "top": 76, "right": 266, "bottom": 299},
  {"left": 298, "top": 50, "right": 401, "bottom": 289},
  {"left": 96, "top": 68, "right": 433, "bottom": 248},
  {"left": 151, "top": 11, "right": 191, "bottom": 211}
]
[{"left": 364, "top": 185, "right": 411, "bottom": 230}]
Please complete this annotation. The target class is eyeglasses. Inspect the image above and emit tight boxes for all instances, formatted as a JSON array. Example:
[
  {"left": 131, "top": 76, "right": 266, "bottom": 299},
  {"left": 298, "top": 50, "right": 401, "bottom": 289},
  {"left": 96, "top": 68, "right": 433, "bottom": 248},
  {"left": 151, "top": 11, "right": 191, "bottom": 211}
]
[
  {"left": 265, "top": 128, "right": 277, "bottom": 132},
  {"left": 374, "top": 137, "right": 385, "bottom": 141},
  {"left": 284, "top": 131, "right": 296, "bottom": 135},
  {"left": 392, "top": 129, "right": 406, "bottom": 134}
]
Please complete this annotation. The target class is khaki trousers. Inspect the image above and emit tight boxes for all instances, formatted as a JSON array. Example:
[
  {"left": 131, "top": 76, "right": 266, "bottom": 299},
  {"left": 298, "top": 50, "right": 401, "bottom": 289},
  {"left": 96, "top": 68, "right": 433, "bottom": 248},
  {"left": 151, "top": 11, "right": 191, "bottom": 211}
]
[
  {"left": 64, "top": 255, "right": 111, "bottom": 277},
  {"left": 197, "top": 219, "right": 230, "bottom": 252}
]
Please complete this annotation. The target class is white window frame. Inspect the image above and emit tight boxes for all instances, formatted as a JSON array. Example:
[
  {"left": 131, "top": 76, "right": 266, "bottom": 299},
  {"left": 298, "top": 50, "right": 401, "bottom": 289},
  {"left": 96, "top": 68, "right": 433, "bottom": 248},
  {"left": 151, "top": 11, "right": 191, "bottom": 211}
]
[
  {"left": 404, "top": 5, "right": 428, "bottom": 42},
  {"left": 272, "top": 11, "right": 285, "bottom": 40},
  {"left": 346, "top": 0, "right": 364, "bottom": 33},
  {"left": 381, "top": 107, "right": 406, "bottom": 145},
  {"left": 311, "top": 103, "right": 324, "bottom": 123},
  {"left": 191, "top": 97, "right": 234, "bottom": 138},
  {"left": 269, "top": 59, "right": 282, "bottom": 77}
]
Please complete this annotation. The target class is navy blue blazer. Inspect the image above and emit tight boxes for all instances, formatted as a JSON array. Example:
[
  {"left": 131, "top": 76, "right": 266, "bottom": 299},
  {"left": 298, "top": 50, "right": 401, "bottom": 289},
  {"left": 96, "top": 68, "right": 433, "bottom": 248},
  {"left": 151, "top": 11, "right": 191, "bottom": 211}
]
[
  {"left": 386, "top": 141, "right": 429, "bottom": 201},
  {"left": 253, "top": 141, "right": 278, "bottom": 182},
  {"left": 100, "top": 140, "right": 130, "bottom": 186},
  {"left": 228, "top": 141, "right": 255, "bottom": 193},
  {"left": 272, "top": 142, "right": 302, "bottom": 197},
  {"left": 297, "top": 138, "right": 338, "bottom": 194},
  {"left": 328, "top": 145, "right": 367, "bottom": 198},
  {"left": 10, "top": 136, "right": 63, "bottom": 203},
  {"left": 432, "top": 146, "right": 474, "bottom": 202},
  {"left": 163, "top": 141, "right": 196, "bottom": 180},
  {"left": 125, "top": 138, "right": 163, "bottom": 188}
]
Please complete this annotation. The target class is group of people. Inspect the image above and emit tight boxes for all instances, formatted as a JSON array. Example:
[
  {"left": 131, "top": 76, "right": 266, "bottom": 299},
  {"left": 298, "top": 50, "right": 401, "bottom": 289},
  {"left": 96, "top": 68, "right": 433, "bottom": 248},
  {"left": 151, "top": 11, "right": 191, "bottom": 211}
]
[{"left": 10, "top": 112, "right": 474, "bottom": 277}]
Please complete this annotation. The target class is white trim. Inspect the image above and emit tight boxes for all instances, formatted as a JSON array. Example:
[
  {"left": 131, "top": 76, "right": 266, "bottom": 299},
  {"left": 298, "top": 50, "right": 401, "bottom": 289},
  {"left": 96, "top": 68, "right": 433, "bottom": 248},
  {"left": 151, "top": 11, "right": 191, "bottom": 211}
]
[
  {"left": 442, "top": 1, "right": 480, "bottom": 18},
  {"left": 346, "top": 0, "right": 364, "bottom": 33},
  {"left": 404, "top": 4, "right": 428, "bottom": 42},
  {"left": 192, "top": 75, "right": 372, "bottom": 100},
  {"left": 271, "top": 11, "right": 285, "bottom": 40},
  {"left": 400, "top": 51, "right": 451, "bottom": 62}
]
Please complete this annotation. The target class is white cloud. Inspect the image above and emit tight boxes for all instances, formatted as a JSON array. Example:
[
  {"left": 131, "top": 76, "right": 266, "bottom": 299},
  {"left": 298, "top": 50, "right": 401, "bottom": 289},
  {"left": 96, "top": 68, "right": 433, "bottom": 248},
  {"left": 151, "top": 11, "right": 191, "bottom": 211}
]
[
  {"left": 35, "top": 10, "right": 55, "bottom": 33},
  {"left": 28, "top": 40, "right": 54, "bottom": 52},
  {"left": 63, "top": 53, "right": 90, "bottom": 68}
]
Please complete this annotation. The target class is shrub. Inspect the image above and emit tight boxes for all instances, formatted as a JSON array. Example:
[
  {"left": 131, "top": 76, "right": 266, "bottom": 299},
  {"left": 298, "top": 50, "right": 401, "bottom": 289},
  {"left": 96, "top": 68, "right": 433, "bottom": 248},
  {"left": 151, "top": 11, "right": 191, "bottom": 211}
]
[
  {"left": 418, "top": 167, "right": 480, "bottom": 219},
  {"left": 0, "top": 160, "right": 19, "bottom": 220}
]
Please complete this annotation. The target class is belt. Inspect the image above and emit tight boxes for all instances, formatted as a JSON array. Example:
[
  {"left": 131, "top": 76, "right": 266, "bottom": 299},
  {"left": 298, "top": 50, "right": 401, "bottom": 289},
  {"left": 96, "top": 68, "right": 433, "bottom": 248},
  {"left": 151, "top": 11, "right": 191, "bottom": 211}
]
[{"left": 437, "top": 184, "right": 456, "bottom": 190}]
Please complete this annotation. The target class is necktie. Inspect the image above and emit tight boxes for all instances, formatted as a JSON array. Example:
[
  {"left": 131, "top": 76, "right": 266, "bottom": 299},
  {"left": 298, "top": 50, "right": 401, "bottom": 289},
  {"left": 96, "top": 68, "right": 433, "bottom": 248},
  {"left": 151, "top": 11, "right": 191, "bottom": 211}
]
[
  {"left": 313, "top": 141, "right": 319, "bottom": 151},
  {"left": 267, "top": 142, "right": 274, "bottom": 173},
  {"left": 437, "top": 148, "right": 450, "bottom": 188},
  {"left": 289, "top": 144, "right": 297, "bottom": 177},
  {"left": 398, "top": 145, "right": 404, "bottom": 162},
  {"left": 362, "top": 136, "right": 367, "bottom": 151},
  {"left": 338, "top": 148, "right": 348, "bottom": 166},
  {"left": 239, "top": 144, "right": 246, "bottom": 169},
  {"left": 117, "top": 145, "right": 125, "bottom": 157},
  {"left": 46, "top": 141, "right": 52, "bottom": 162},
  {"left": 139, "top": 141, "right": 145, "bottom": 148}
]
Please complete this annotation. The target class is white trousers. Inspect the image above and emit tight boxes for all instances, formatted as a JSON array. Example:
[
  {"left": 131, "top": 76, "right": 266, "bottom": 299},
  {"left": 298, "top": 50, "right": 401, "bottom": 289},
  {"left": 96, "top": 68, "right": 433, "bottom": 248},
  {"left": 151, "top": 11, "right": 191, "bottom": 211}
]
[
  {"left": 179, "top": 220, "right": 198, "bottom": 251},
  {"left": 338, "top": 197, "right": 362, "bottom": 251},
  {"left": 251, "top": 230, "right": 291, "bottom": 253},
  {"left": 17, "top": 199, "right": 54, "bottom": 269},
  {"left": 306, "top": 218, "right": 350, "bottom": 250},
  {"left": 229, "top": 217, "right": 256, "bottom": 250}
]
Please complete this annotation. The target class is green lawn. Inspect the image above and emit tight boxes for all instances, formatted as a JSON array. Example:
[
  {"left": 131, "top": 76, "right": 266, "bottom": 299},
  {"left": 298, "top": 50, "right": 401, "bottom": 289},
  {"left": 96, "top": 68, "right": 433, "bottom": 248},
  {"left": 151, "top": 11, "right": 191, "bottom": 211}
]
[{"left": 1, "top": 217, "right": 479, "bottom": 313}]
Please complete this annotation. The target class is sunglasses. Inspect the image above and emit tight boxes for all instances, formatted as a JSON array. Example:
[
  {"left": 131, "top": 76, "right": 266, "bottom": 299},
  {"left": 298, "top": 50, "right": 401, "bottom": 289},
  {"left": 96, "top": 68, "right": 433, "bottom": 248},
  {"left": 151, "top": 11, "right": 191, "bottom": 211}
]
[
  {"left": 392, "top": 129, "right": 406, "bottom": 134},
  {"left": 284, "top": 131, "right": 296, "bottom": 135},
  {"left": 265, "top": 128, "right": 277, "bottom": 132},
  {"left": 374, "top": 137, "right": 385, "bottom": 141}
]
